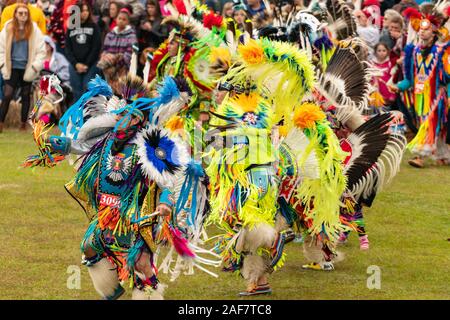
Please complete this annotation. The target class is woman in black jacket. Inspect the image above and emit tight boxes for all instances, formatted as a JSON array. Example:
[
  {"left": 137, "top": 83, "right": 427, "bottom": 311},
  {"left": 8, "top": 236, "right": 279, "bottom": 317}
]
[
  {"left": 65, "top": 0, "right": 101, "bottom": 102},
  {"left": 136, "top": 0, "right": 168, "bottom": 76}
]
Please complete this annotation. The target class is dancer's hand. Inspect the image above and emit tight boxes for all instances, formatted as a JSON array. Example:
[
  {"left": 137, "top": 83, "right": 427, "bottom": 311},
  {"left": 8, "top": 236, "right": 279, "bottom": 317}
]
[{"left": 156, "top": 203, "right": 172, "bottom": 216}]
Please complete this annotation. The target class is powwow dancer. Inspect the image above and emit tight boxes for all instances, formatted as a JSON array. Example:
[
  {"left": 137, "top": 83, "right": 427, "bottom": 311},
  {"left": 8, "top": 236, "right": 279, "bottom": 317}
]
[
  {"left": 204, "top": 36, "right": 351, "bottom": 295},
  {"left": 391, "top": 3, "right": 450, "bottom": 168},
  {"left": 264, "top": 15, "right": 407, "bottom": 266},
  {"left": 22, "top": 74, "right": 208, "bottom": 300},
  {"left": 259, "top": 1, "right": 406, "bottom": 264},
  {"left": 145, "top": 3, "right": 231, "bottom": 145}
]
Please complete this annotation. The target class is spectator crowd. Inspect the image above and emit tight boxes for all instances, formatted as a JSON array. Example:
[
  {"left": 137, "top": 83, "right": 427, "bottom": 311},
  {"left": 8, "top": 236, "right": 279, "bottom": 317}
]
[{"left": 0, "top": 0, "right": 440, "bottom": 132}]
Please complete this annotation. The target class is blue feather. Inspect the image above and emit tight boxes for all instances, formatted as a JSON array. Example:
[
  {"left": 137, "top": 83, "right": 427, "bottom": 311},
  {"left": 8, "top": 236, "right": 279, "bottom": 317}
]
[
  {"left": 126, "top": 237, "right": 145, "bottom": 270},
  {"left": 314, "top": 35, "right": 333, "bottom": 51},
  {"left": 58, "top": 75, "right": 113, "bottom": 139},
  {"left": 175, "top": 160, "right": 205, "bottom": 228},
  {"left": 403, "top": 44, "right": 415, "bottom": 84},
  {"left": 155, "top": 76, "right": 180, "bottom": 105},
  {"left": 144, "top": 135, "right": 176, "bottom": 173}
]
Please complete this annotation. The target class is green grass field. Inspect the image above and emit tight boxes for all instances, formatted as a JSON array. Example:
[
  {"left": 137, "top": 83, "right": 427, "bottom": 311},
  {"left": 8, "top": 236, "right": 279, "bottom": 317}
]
[{"left": 0, "top": 129, "right": 449, "bottom": 300}]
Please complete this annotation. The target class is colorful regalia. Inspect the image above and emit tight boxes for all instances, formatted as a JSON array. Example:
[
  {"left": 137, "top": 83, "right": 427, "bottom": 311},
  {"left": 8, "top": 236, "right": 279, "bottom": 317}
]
[
  {"left": 254, "top": 3, "right": 407, "bottom": 270},
  {"left": 203, "top": 36, "right": 353, "bottom": 294},
  {"left": 23, "top": 74, "right": 209, "bottom": 300},
  {"left": 147, "top": 3, "right": 225, "bottom": 103},
  {"left": 399, "top": 4, "right": 450, "bottom": 163}
]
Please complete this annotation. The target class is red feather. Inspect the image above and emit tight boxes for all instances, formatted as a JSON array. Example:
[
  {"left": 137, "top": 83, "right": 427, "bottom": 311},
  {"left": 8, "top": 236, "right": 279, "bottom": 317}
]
[
  {"left": 39, "top": 77, "right": 49, "bottom": 93},
  {"left": 363, "top": 0, "right": 380, "bottom": 8},
  {"left": 169, "top": 224, "right": 195, "bottom": 258},
  {"left": 403, "top": 7, "right": 422, "bottom": 20},
  {"left": 426, "top": 14, "right": 442, "bottom": 28},
  {"left": 148, "top": 41, "right": 169, "bottom": 82},
  {"left": 203, "top": 11, "right": 223, "bottom": 30},
  {"left": 172, "top": 0, "right": 187, "bottom": 15},
  {"left": 445, "top": 5, "right": 450, "bottom": 18}
]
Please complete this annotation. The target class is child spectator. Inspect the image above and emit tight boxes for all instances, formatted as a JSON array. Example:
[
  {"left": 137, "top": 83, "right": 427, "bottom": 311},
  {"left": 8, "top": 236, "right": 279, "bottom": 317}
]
[
  {"left": 233, "top": 7, "right": 248, "bottom": 32},
  {"left": 98, "top": 6, "right": 137, "bottom": 93},
  {"left": 370, "top": 42, "right": 396, "bottom": 108},
  {"left": 43, "top": 35, "right": 72, "bottom": 114},
  {"left": 43, "top": 36, "right": 70, "bottom": 87}
]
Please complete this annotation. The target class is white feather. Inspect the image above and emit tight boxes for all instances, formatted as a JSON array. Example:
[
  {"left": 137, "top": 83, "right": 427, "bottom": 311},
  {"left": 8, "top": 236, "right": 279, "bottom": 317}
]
[
  {"left": 151, "top": 97, "right": 187, "bottom": 125},
  {"left": 129, "top": 51, "right": 138, "bottom": 77},
  {"left": 76, "top": 113, "right": 117, "bottom": 142},
  {"left": 283, "top": 127, "right": 320, "bottom": 179},
  {"left": 143, "top": 59, "right": 151, "bottom": 85}
]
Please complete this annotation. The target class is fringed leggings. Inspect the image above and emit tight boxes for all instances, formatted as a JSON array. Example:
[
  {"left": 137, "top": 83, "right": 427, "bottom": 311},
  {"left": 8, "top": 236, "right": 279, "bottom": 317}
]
[{"left": 341, "top": 204, "right": 367, "bottom": 237}]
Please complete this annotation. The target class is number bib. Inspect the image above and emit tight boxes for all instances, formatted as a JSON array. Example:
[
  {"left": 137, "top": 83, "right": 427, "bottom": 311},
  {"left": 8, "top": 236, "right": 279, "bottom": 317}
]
[
  {"left": 414, "top": 74, "right": 427, "bottom": 94},
  {"left": 99, "top": 193, "right": 121, "bottom": 208}
]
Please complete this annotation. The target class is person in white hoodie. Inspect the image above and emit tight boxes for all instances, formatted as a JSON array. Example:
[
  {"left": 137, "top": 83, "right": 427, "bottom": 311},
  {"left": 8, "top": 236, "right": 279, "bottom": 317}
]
[
  {"left": 43, "top": 35, "right": 70, "bottom": 88},
  {"left": 42, "top": 35, "right": 73, "bottom": 114},
  {"left": 0, "top": 3, "right": 46, "bottom": 132}
]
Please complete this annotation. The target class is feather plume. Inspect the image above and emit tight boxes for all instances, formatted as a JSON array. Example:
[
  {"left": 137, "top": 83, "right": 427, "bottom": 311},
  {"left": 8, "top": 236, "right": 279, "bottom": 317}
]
[
  {"left": 225, "top": 18, "right": 237, "bottom": 54},
  {"left": 59, "top": 75, "right": 112, "bottom": 139},
  {"left": 326, "top": 0, "right": 358, "bottom": 40},
  {"left": 119, "top": 74, "right": 150, "bottom": 101},
  {"left": 135, "top": 126, "right": 190, "bottom": 189},
  {"left": 316, "top": 40, "right": 371, "bottom": 111},
  {"left": 343, "top": 113, "right": 406, "bottom": 202},
  {"left": 203, "top": 11, "right": 224, "bottom": 29}
]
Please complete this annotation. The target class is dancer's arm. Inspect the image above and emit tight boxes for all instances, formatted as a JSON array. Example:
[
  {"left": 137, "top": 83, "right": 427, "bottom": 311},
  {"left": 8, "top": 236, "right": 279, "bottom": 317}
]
[{"left": 46, "top": 131, "right": 109, "bottom": 155}]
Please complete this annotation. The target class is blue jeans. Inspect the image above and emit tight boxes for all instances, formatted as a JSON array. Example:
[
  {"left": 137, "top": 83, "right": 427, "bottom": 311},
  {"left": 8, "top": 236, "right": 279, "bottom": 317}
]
[{"left": 69, "top": 64, "right": 101, "bottom": 103}]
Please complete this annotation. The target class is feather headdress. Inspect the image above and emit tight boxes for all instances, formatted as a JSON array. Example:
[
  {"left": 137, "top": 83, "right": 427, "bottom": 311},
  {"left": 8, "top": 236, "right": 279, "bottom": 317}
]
[
  {"left": 403, "top": 3, "right": 449, "bottom": 43},
  {"left": 113, "top": 76, "right": 191, "bottom": 130}
]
